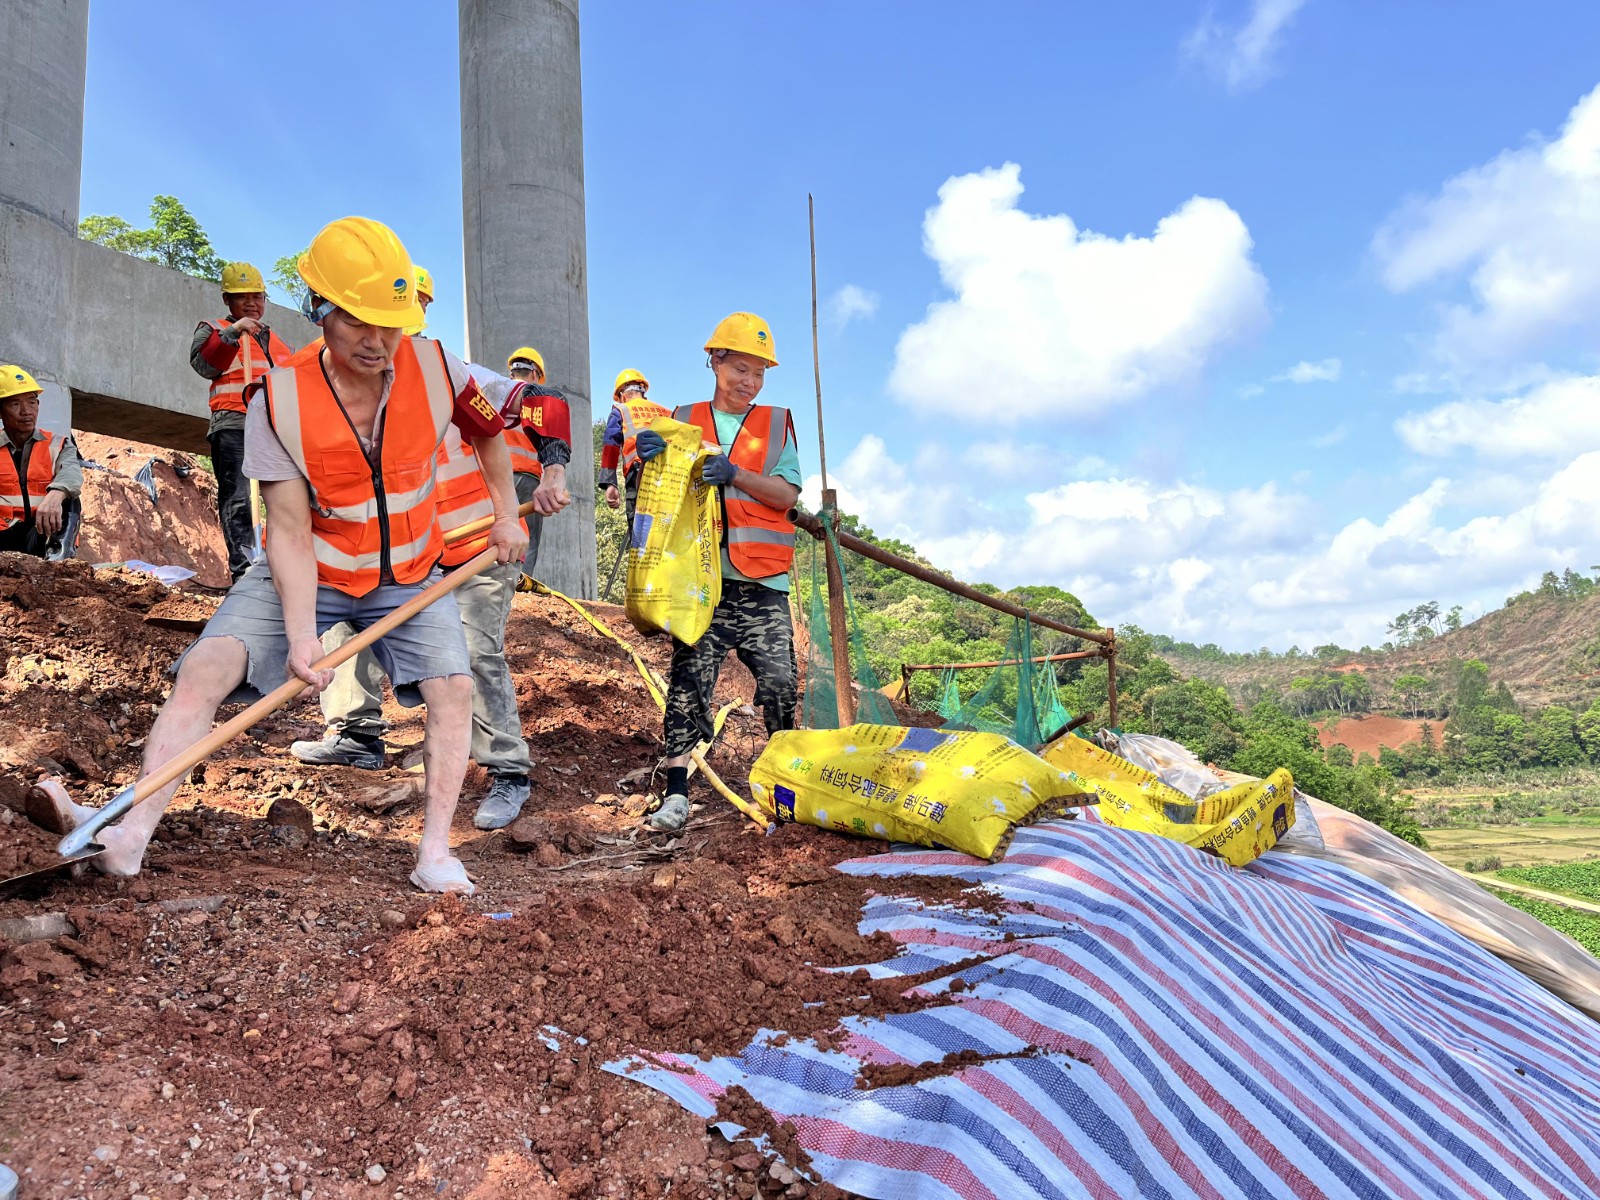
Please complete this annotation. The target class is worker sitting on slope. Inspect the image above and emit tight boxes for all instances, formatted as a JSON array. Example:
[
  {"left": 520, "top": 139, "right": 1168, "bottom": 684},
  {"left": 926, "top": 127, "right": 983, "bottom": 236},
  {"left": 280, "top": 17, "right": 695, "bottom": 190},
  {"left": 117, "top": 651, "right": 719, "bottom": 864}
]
[
  {"left": 635, "top": 313, "right": 800, "bottom": 832},
  {"left": 598, "top": 369, "right": 668, "bottom": 524},
  {"left": 0, "top": 366, "right": 83, "bottom": 559},
  {"left": 40, "top": 218, "right": 527, "bottom": 894},
  {"left": 503, "top": 347, "right": 571, "bottom": 580},
  {"left": 189, "top": 262, "right": 295, "bottom": 582}
]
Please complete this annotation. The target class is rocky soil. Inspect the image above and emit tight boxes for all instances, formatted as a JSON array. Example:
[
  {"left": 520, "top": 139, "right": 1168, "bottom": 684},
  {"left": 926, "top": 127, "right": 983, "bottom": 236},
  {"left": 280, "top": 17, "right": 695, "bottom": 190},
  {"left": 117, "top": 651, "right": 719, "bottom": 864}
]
[{"left": 0, "top": 553, "right": 969, "bottom": 1199}]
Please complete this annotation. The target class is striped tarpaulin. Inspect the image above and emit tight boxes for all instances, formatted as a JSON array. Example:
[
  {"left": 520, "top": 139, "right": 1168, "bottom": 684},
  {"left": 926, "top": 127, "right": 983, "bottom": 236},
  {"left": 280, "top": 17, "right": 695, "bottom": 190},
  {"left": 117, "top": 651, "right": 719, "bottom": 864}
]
[{"left": 606, "top": 819, "right": 1600, "bottom": 1199}]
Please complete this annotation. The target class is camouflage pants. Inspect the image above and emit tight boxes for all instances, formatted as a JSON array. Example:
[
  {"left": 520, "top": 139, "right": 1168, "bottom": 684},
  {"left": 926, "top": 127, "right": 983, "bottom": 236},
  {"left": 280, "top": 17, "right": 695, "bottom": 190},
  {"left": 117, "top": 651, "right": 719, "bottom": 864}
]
[{"left": 664, "top": 580, "right": 797, "bottom": 757}]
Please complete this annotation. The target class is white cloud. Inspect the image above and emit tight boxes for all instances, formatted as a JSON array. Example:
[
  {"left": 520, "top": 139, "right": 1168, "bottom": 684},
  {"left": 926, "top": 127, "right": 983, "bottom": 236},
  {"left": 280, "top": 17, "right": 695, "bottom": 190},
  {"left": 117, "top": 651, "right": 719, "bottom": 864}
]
[
  {"left": 1397, "top": 373, "right": 1600, "bottom": 462},
  {"left": 1237, "top": 383, "right": 1265, "bottom": 398},
  {"left": 1311, "top": 425, "right": 1348, "bottom": 447},
  {"left": 1183, "top": 0, "right": 1309, "bottom": 92},
  {"left": 808, "top": 432, "right": 1600, "bottom": 649},
  {"left": 888, "top": 164, "right": 1269, "bottom": 424},
  {"left": 1272, "top": 357, "right": 1341, "bottom": 383},
  {"left": 826, "top": 284, "right": 879, "bottom": 330},
  {"left": 1374, "top": 82, "right": 1600, "bottom": 366}
]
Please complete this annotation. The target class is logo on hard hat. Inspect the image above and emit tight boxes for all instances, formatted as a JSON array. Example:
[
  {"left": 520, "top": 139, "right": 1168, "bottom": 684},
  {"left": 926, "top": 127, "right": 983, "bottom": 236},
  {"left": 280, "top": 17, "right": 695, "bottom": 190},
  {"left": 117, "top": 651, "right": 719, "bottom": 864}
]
[
  {"left": 392, "top": 277, "right": 409, "bottom": 300},
  {"left": 756, "top": 331, "right": 768, "bottom": 342}
]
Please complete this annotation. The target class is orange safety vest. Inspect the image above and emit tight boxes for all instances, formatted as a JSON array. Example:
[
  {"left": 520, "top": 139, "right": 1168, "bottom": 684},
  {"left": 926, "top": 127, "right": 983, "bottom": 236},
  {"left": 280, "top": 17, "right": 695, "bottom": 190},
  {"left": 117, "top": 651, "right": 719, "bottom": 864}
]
[
  {"left": 204, "top": 318, "right": 293, "bottom": 414},
  {"left": 617, "top": 396, "right": 670, "bottom": 476},
  {"left": 0, "top": 430, "right": 64, "bottom": 528},
  {"left": 434, "top": 427, "right": 529, "bottom": 568},
  {"left": 262, "top": 336, "right": 456, "bottom": 596},
  {"left": 503, "top": 424, "right": 542, "bottom": 479},
  {"left": 674, "top": 402, "right": 796, "bottom": 579}
]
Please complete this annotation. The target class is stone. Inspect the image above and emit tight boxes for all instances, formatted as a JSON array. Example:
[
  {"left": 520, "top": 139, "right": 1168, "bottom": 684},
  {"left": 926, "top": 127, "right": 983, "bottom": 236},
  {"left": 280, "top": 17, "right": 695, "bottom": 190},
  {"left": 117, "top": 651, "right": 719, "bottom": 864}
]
[
  {"left": 356, "top": 1074, "right": 393, "bottom": 1109},
  {"left": 365, "top": 1163, "right": 386, "bottom": 1185},
  {"left": 377, "top": 909, "right": 406, "bottom": 930},
  {"left": 265, "top": 796, "right": 315, "bottom": 835},
  {"left": 535, "top": 843, "right": 562, "bottom": 868}
]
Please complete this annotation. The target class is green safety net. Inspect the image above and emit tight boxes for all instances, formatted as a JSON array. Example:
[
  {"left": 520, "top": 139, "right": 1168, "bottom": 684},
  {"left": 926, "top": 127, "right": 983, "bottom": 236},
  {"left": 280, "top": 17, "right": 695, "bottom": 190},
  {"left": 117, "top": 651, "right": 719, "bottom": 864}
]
[
  {"left": 935, "top": 668, "right": 962, "bottom": 722},
  {"left": 798, "top": 516, "right": 1072, "bottom": 745},
  {"left": 936, "top": 616, "right": 1070, "bottom": 745},
  {"left": 800, "top": 523, "right": 898, "bottom": 730}
]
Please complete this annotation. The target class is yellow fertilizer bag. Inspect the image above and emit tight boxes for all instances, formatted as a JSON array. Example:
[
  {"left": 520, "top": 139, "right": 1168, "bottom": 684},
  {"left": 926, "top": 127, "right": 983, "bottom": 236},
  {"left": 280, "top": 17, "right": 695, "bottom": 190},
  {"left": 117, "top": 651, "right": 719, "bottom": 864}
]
[
  {"left": 625, "top": 417, "right": 722, "bottom": 644},
  {"left": 1041, "top": 736, "right": 1296, "bottom": 867},
  {"left": 749, "top": 724, "right": 1090, "bottom": 860}
]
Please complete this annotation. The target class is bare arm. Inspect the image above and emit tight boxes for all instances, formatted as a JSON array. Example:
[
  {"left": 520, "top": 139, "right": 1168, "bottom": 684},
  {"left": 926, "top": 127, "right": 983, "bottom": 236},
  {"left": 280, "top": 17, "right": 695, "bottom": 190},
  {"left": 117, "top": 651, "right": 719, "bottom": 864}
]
[
  {"left": 467, "top": 434, "right": 532, "bottom": 563},
  {"left": 262, "top": 477, "right": 332, "bottom": 693}
]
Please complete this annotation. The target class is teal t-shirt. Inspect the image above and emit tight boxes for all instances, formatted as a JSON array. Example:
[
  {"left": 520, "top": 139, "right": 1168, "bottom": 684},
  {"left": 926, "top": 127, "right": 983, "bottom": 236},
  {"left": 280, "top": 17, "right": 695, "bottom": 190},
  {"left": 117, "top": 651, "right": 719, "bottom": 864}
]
[{"left": 712, "top": 407, "right": 802, "bottom": 593}]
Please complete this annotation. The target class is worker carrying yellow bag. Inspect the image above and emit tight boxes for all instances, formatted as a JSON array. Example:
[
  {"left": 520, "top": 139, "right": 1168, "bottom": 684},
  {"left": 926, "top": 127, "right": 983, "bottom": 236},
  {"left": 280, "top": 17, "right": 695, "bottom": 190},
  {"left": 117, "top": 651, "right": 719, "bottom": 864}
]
[
  {"left": 1041, "top": 735, "right": 1295, "bottom": 867},
  {"left": 624, "top": 417, "right": 723, "bottom": 644},
  {"left": 750, "top": 724, "right": 1088, "bottom": 859}
]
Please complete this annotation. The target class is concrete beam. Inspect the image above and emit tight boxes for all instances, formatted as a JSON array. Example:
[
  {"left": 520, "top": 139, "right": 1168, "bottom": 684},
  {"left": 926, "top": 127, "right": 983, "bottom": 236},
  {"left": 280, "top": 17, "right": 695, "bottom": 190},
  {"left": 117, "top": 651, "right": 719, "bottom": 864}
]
[
  {"left": 460, "top": 0, "right": 595, "bottom": 598},
  {"left": 0, "top": 0, "right": 315, "bottom": 455}
]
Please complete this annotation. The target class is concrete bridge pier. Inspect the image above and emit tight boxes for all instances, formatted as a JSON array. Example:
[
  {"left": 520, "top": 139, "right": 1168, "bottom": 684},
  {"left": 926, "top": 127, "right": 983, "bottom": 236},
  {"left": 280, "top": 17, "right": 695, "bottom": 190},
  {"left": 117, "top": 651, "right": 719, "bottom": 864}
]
[{"left": 460, "top": 0, "right": 595, "bottom": 598}]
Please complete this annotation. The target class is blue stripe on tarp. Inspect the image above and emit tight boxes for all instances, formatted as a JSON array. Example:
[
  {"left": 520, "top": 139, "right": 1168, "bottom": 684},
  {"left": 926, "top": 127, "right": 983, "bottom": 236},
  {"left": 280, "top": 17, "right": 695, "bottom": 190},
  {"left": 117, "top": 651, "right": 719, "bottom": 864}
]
[{"left": 606, "top": 819, "right": 1600, "bottom": 1200}]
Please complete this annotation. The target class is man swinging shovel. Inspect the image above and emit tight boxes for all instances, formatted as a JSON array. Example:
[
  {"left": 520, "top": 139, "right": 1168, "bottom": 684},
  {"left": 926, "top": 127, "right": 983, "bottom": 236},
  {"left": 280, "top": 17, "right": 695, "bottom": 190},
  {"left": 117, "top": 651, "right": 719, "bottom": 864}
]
[{"left": 33, "top": 217, "right": 554, "bottom": 896}]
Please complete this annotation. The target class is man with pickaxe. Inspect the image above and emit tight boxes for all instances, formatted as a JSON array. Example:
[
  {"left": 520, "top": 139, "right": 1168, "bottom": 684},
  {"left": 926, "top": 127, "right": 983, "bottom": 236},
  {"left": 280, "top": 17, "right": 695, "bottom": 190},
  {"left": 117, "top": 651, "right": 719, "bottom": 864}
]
[{"left": 39, "top": 217, "right": 528, "bottom": 895}]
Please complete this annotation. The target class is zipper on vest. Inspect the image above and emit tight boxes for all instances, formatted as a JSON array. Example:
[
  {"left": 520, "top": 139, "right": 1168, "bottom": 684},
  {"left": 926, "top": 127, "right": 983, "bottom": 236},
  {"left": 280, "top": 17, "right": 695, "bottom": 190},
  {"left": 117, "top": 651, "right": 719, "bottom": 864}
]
[{"left": 321, "top": 358, "right": 394, "bottom": 582}]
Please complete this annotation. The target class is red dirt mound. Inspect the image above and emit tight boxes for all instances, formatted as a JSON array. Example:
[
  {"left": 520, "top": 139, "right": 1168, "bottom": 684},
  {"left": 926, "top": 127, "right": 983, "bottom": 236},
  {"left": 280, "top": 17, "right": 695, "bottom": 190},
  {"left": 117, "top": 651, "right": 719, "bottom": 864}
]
[
  {"left": 74, "top": 431, "right": 229, "bottom": 588},
  {"left": 0, "top": 555, "right": 961, "bottom": 1198},
  {"left": 1318, "top": 713, "right": 1441, "bottom": 758}
]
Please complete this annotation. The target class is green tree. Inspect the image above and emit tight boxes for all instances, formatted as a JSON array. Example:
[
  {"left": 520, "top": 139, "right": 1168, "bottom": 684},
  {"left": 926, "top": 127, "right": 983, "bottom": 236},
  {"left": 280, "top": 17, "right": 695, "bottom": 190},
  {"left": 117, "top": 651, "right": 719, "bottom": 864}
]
[
  {"left": 1393, "top": 674, "right": 1432, "bottom": 718},
  {"left": 592, "top": 421, "right": 628, "bottom": 603},
  {"left": 272, "top": 248, "right": 310, "bottom": 304},
  {"left": 79, "top": 195, "right": 226, "bottom": 280}
]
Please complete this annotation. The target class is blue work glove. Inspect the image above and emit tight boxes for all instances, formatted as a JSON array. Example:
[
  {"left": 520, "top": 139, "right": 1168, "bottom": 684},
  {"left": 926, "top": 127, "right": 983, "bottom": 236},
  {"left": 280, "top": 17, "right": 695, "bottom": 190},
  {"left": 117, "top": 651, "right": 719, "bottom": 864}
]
[
  {"left": 701, "top": 455, "right": 738, "bottom": 486},
  {"left": 635, "top": 430, "right": 667, "bottom": 462}
]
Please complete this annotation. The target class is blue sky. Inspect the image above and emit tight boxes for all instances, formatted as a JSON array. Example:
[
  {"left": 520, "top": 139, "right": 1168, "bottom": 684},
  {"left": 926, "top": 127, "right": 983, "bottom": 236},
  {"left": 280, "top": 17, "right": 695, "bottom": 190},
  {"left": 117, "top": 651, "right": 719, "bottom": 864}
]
[{"left": 79, "top": 1, "right": 1600, "bottom": 649}]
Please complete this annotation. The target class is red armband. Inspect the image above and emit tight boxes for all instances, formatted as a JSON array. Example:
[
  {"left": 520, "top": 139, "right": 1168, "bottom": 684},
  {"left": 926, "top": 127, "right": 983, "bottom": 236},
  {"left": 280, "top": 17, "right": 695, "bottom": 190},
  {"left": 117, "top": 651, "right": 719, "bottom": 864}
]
[
  {"left": 521, "top": 389, "right": 572, "bottom": 445},
  {"left": 600, "top": 442, "right": 620, "bottom": 470},
  {"left": 450, "top": 378, "right": 504, "bottom": 440}
]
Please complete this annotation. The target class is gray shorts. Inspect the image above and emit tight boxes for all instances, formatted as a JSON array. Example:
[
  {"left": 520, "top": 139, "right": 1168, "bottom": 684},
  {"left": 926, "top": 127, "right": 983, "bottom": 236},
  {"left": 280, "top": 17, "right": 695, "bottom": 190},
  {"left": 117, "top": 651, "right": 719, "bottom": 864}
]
[{"left": 181, "top": 561, "right": 472, "bottom": 706}]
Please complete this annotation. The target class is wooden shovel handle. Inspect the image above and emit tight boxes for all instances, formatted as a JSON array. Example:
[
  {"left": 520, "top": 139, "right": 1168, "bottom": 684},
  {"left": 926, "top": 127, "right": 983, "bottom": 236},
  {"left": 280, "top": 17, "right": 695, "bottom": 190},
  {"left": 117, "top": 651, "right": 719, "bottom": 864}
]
[{"left": 126, "top": 544, "right": 502, "bottom": 807}]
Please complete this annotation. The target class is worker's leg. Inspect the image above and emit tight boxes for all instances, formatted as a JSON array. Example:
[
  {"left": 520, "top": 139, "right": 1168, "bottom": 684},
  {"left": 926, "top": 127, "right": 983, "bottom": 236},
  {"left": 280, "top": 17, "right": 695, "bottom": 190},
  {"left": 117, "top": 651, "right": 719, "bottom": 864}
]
[
  {"left": 358, "top": 572, "right": 475, "bottom": 892},
  {"left": 207, "top": 427, "right": 254, "bottom": 582},
  {"left": 456, "top": 561, "right": 533, "bottom": 829},
  {"left": 87, "top": 562, "right": 294, "bottom": 873},
  {"left": 729, "top": 581, "right": 799, "bottom": 736},
  {"left": 289, "top": 623, "right": 388, "bottom": 768},
  {"left": 514, "top": 471, "right": 544, "bottom": 579},
  {"left": 413, "top": 672, "right": 475, "bottom": 878},
  {"left": 92, "top": 636, "right": 250, "bottom": 873},
  {"left": 651, "top": 595, "right": 737, "bottom": 830}
]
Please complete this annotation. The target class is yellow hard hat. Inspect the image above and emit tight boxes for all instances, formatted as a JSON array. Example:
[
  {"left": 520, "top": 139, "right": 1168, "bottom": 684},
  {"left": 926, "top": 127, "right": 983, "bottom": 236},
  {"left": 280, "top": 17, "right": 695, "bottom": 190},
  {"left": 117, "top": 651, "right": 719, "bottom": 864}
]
[
  {"left": 221, "top": 262, "right": 265, "bottom": 294},
  {"left": 0, "top": 365, "right": 41, "bottom": 401},
  {"left": 507, "top": 346, "right": 545, "bottom": 376},
  {"left": 613, "top": 368, "right": 649, "bottom": 397},
  {"left": 705, "top": 312, "right": 777, "bottom": 367},
  {"left": 414, "top": 263, "right": 434, "bottom": 301},
  {"left": 297, "top": 217, "right": 423, "bottom": 329}
]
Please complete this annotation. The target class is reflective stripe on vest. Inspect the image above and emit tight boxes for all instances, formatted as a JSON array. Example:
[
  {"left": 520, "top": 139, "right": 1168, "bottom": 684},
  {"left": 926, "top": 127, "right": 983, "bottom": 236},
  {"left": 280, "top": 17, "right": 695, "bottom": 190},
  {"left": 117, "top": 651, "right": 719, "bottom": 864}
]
[
  {"left": 206, "top": 318, "right": 292, "bottom": 414},
  {"left": 617, "top": 397, "right": 670, "bottom": 476},
  {"left": 263, "top": 336, "right": 456, "bottom": 595},
  {"left": 434, "top": 426, "right": 530, "bottom": 567},
  {"left": 504, "top": 425, "right": 542, "bottom": 479},
  {"left": 674, "top": 402, "right": 796, "bottom": 579},
  {"left": 0, "top": 430, "right": 63, "bottom": 527}
]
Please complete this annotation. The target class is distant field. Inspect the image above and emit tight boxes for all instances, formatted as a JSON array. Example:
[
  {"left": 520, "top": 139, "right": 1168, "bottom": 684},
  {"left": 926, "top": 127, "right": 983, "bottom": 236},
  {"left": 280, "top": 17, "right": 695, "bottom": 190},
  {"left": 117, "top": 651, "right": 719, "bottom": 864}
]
[{"left": 1416, "top": 769, "right": 1600, "bottom": 871}]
